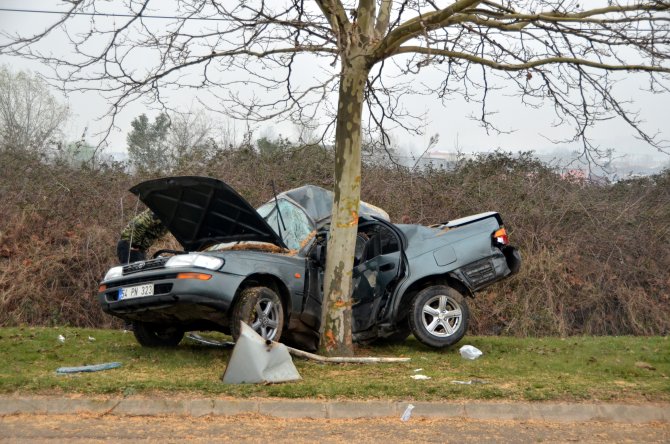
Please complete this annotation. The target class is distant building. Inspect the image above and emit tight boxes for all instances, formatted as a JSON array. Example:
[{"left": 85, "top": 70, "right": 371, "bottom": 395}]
[
  {"left": 61, "top": 141, "right": 96, "bottom": 165},
  {"left": 403, "top": 149, "right": 470, "bottom": 170},
  {"left": 396, "top": 146, "right": 666, "bottom": 180}
]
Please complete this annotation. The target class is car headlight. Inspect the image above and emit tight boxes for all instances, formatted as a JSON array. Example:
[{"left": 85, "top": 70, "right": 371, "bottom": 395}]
[
  {"left": 103, "top": 266, "right": 123, "bottom": 281},
  {"left": 165, "top": 254, "right": 225, "bottom": 270}
]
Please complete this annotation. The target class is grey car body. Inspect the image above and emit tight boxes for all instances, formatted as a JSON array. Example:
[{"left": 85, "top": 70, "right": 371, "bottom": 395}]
[{"left": 98, "top": 176, "right": 520, "bottom": 350}]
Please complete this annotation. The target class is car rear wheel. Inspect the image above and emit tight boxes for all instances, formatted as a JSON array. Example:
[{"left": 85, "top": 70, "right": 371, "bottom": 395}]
[
  {"left": 409, "top": 285, "right": 469, "bottom": 348},
  {"left": 132, "top": 322, "right": 184, "bottom": 347},
  {"left": 231, "top": 286, "right": 284, "bottom": 342}
]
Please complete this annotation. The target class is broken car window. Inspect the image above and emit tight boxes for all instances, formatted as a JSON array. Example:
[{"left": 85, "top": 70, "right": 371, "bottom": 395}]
[
  {"left": 256, "top": 199, "right": 314, "bottom": 250},
  {"left": 356, "top": 223, "right": 400, "bottom": 262}
]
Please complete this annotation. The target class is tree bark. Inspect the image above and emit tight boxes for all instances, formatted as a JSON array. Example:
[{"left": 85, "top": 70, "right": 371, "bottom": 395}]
[{"left": 319, "top": 57, "right": 369, "bottom": 356}]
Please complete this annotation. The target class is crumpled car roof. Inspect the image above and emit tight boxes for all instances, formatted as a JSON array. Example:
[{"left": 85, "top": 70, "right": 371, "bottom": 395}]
[
  {"left": 131, "top": 177, "right": 390, "bottom": 252},
  {"left": 275, "top": 185, "right": 390, "bottom": 227}
]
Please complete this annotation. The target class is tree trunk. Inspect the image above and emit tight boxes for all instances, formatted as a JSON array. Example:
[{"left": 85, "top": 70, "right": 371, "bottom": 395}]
[{"left": 319, "top": 60, "right": 369, "bottom": 356}]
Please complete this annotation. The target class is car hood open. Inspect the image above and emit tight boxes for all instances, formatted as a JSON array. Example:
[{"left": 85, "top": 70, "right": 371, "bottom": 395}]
[{"left": 130, "top": 176, "right": 287, "bottom": 251}]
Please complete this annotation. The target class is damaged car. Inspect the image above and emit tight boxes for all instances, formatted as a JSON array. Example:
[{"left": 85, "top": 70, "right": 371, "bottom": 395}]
[{"left": 98, "top": 176, "right": 521, "bottom": 350}]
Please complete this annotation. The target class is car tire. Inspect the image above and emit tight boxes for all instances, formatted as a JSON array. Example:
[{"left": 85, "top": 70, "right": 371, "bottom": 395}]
[
  {"left": 132, "top": 322, "right": 184, "bottom": 347},
  {"left": 409, "top": 285, "right": 469, "bottom": 348},
  {"left": 231, "top": 286, "right": 284, "bottom": 342}
]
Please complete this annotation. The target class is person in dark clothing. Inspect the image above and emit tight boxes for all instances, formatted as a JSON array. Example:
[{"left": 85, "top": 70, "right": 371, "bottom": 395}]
[{"left": 116, "top": 209, "right": 168, "bottom": 264}]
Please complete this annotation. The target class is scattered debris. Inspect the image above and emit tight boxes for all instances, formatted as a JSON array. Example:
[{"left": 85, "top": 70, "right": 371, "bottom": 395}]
[
  {"left": 635, "top": 361, "right": 656, "bottom": 371},
  {"left": 186, "top": 330, "right": 409, "bottom": 364},
  {"left": 287, "top": 346, "right": 411, "bottom": 364},
  {"left": 222, "top": 322, "right": 301, "bottom": 384},
  {"left": 56, "top": 362, "right": 122, "bottom": 374},
  {"left": 413, "top": 368, "right": 423, "bottom": 372},
  {"left": 400, "top": 404, "right": 415, "bottom": 421},
  {"left": 87, "top": 336, "right": 96, "bottom": 342},
  {"left": 451, "top": 379, "right": 488, "bottom": 385},
  {"left": 459, "top": 345, "right": 483, "bottom": 360},
  {"left": 57, "top": 335, "right": 65, "bottom": 343},
  {"left": 410, "top": 374, "right": 431, "bottom": 380},
  {"left": 186, "top": 332, "right": 234, "bottom": 348}
]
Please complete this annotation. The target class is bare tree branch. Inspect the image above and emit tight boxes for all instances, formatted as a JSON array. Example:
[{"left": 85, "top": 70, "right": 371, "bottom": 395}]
[
  {"left": 391, "top": 46, "right": 670, "bottom": 73},
  {"left": 375, "top": 0, "right": 394, "bottom": 38}
]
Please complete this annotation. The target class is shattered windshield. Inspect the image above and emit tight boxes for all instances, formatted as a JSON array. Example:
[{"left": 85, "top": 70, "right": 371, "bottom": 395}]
[{"left": 256, "top": 199, "right": 314, "bottom": 250}]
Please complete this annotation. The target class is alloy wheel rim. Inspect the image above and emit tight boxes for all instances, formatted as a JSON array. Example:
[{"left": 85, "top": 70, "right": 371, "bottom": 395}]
[
  {"left": 250, "top": 297, "right": 280, "bottom": 340},
  {"left": 421, "top": 294, "right": 462, "bottom": 338}
]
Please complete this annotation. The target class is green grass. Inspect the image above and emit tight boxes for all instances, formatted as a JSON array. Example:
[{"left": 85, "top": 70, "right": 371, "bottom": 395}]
[{"left": 1, "top": 327, "right": 668, "bottom": 401}]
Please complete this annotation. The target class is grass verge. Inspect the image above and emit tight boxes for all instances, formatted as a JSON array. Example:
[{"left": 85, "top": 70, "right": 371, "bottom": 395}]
[{"left": 1, "top": 327, "right": 668, "bottom": 402}]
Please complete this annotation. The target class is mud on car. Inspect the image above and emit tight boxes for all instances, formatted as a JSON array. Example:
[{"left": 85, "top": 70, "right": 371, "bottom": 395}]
[{"left": 98, "top": 177, "right": 521, "bottom": 351}]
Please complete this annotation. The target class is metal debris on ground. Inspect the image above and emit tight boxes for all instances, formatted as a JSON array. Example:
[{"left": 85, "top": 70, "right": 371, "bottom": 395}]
[
  {"left": 186, "top": 332, "right": 234, "bottom": 348},
  {"left": 222, "top": 322, "right": 301, "bottom": 384},
  {"left": 451, "top": 379, "right": 488, "bottom": 385},
  {"left": 56, "top": 362, "right": 122, "bottom": 374}
]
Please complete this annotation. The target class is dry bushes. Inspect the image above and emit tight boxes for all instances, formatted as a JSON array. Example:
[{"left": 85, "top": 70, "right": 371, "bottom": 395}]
[
  {"left": 0, "top": 152, "right": 135, "bottom": 327},
  {"left": 1, "top": 148, "right": 668, "bottom": 336},
  {"left": 362, "top": 153, "right": 670, "bottom": 336}
]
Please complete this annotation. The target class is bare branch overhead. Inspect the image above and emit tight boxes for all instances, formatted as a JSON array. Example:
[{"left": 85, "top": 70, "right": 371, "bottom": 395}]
[{"left": 0, "top": 1, "right": 668, "bottom": 152}]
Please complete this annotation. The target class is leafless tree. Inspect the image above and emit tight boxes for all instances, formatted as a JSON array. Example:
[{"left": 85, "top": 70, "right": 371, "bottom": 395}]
[
  {"left": 2, "top": 1, "right": 669, "bottom": 355},
  {"left": 0, "top": 65, "right": 69, "bottom": 154},
  {"left": 167, "top": 109, "right": 215, "bottom": 171}
]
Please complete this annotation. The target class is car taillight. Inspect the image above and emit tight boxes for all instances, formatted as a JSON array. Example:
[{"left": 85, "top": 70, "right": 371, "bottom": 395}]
[{"left": 493, "top": 228, "right": 509, "bottom": 245}]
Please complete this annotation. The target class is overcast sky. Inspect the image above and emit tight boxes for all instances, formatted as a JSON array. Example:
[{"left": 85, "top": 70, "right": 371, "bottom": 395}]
[{"left": 1, "top": 0, "right": 668, "bottom": 164}]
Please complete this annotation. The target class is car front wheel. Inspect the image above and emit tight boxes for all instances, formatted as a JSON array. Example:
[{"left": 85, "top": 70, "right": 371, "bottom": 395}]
[
  {"left": 132, "top": 322, "right": 184, "bottom": 347},
  {"left": 409, "top": 285, "right": 469, "bottom": 348},
  {"left": 231, "top": 286, "right": 284, "bottom": 342}
]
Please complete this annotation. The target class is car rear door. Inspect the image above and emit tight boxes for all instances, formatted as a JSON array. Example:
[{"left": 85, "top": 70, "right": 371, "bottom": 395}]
[{"left": 351, "top": 221, "right": 403, "bottom": 333}]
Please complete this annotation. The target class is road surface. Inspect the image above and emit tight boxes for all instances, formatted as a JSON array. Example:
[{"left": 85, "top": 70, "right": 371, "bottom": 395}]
[{"left": 1, "top": 413, "right": 668, "bottom": 443}]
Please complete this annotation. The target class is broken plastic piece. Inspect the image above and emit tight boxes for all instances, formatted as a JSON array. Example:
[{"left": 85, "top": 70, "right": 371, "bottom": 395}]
[
  {"left": 451, "top": 379, "right": 488, "bottom": 385},
  {"left": 410, "top": 374, "right": 431, "bottom": 380},
  {"left": 459, "top": 344, "right": 483, "bottom": 360},
  {"left": 401, "top": 404, "right": 415, "bottom": 421},
  {"left": 57, "top": 335, "right": 65, "bottom": 343},
  {"left": 56, "top": 362, "right": 122, "bottom": 374},
  {"left": 222, "top": 322, "right": 301, "bottom": 384}
]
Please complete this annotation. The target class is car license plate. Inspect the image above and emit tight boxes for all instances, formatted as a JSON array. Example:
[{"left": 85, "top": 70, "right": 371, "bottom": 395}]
[{"left": 119, "top": 283, "right": 154, "bottom": 300}]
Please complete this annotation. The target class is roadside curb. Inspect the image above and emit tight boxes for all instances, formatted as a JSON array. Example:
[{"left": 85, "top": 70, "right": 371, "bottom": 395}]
[{"left": 1, "top": 396, "right": 668, "bottom": 423}]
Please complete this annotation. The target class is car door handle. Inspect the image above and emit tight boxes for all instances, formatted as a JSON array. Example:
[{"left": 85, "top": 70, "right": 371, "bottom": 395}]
[{"left": 379, "top": 263, "right": 395, "bottom": 272}]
